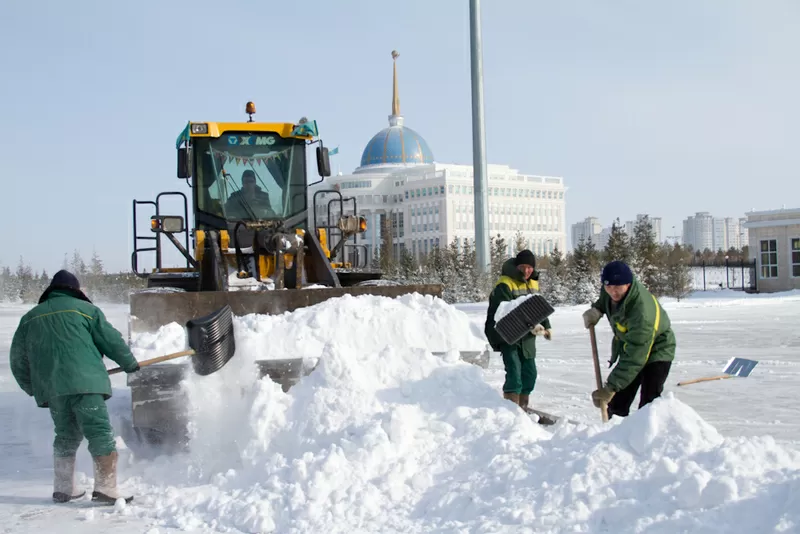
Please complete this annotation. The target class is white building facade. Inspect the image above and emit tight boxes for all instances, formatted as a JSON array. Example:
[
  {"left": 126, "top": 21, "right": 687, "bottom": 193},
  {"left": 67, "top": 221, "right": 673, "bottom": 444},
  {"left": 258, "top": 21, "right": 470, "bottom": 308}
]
[
  {"left": 571, "top": 217, "right": 602, "bottom": 248},
  {"left": 743, "top": 207, "right": 800, "bottom": 292},
  {"left": 310, "top": 52, "right": 567, "bottom": 265},
  {"left": 683, "top": 212, "right": 748, "bottom": 252},
  {"left": 571, "top": 214, "right": 662, "bottom": 251},
  {"left": 683, "top": 212, "right": 714, "bottom": 252}
]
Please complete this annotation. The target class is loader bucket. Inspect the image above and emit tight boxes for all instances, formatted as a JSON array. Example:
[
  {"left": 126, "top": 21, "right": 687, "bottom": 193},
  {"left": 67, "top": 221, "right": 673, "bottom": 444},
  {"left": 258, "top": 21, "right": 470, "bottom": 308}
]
[{"left": 128, "top": 284, "right": 445, "bottom": 335}]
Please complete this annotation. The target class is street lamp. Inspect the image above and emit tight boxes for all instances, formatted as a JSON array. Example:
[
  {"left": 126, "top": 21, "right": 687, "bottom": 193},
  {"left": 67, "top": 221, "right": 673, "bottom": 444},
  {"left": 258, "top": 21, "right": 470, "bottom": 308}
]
[{"left": 469, "top": 0, "right": 490, "bottom": 273}]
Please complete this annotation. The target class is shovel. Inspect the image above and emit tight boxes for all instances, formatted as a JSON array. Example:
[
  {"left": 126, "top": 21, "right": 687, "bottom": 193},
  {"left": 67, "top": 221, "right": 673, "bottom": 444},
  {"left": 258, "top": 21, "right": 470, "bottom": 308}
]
[
  {"left": 676, "top": 357, "right": 759, "bottom": 387},
  {"left": 108, "top": 305, "right": 236, "bottom": 376},
  {"left": 589, "top": 325, "right": 609, "bottom": 423}
]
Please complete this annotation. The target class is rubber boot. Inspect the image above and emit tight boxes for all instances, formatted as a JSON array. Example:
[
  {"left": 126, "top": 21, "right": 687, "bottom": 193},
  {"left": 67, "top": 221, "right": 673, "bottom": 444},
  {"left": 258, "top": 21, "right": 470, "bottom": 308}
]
[
  {"left": 519, "top": 394, "right": 557, "bottom": 425},
  {"left": 518, "top": 394, "right": 535, "bottom": 414},
  {"left": 91, "top": 451, "right": 133, "bottom": 504},
  {"left": 52, "top": 455, "right": 86, "bottom": 503},
  {"left": 503, "top": 391, "right": 520, "bottom": 405}
]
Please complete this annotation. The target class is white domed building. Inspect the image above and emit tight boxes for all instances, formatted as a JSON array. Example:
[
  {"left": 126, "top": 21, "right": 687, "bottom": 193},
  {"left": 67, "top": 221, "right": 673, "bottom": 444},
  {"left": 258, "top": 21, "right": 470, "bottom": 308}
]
[{"left": 310, "top": 51, "right": 567, "bottom": 267}]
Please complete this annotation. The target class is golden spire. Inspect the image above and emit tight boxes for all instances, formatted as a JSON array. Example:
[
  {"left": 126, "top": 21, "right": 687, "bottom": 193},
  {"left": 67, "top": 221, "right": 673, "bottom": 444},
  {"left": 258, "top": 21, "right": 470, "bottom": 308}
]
[{"left": 391, "top": 50, "right": 400, "bottom": 116}]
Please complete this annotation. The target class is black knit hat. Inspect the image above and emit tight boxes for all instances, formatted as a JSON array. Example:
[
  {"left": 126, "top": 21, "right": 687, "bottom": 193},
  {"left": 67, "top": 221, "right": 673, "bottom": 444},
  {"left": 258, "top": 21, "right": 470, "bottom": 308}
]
[
  {"left": 514, "top": 249, "right": 536, "bottom": 268},
  {"left": 38, "top": 269, "right": 91, "bottom": 304},
  {"left": 50, "top": 270, "right": 81, "bottom": 290},
  {"left": 601, "top": 261, "right": 633, "bottom": 286}
]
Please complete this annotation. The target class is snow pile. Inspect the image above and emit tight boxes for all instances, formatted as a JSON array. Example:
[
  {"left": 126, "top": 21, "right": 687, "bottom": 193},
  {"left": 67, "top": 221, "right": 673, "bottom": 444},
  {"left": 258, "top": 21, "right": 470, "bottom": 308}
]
[
  {"left": 123, "top": 294, "right": 800, "bottom": 533},
  {"left": 130, "top": 292, "right": 488, "bottom": 366},
  {"left": 129, "top": 322, "right": 186, "bottom": 363}
]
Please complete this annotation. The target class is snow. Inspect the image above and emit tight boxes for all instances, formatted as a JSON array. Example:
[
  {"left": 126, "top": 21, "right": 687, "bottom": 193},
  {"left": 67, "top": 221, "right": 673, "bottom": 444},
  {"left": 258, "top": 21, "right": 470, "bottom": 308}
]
[
  {"left": 1, "top": 290, "right": 800, "bottom": 533},
  {"left": 494, "top": 294, "right": 532, "bottom": 322}
]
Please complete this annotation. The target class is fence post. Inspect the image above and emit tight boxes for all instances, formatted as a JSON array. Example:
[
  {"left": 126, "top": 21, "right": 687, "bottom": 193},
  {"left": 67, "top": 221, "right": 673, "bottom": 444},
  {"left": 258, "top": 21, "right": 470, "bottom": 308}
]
[
  {"left": 702, "top": 261, "right": 707, "bottom": 291},
  {"left": 725, "top": 258, "right": 730, "bottom": 289},
  {"left": 741, "top": 261, "right": 745, "bottom": 291}
]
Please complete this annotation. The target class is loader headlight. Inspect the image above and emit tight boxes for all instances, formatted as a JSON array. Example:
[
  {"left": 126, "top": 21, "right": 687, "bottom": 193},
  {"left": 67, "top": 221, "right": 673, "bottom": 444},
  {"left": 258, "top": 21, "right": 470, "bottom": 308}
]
[
  {"left": 358, "top": 216, "right": 367, "bottom": 233},
  {"left": 150, "top": 215, "right": 186, "bottom": 233},
  {"left": 190, "top": 123, "right": 209, "bottom": 134}
]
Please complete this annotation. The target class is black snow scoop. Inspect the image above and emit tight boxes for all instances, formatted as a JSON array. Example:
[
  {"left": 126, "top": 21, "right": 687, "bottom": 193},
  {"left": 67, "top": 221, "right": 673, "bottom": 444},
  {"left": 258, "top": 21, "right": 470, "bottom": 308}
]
[
  {"left": 494, "top": 294, "right": 556, "bottom": 346},
  {"left": 108, "top": 305, "right": 236, "bottom": 376}
]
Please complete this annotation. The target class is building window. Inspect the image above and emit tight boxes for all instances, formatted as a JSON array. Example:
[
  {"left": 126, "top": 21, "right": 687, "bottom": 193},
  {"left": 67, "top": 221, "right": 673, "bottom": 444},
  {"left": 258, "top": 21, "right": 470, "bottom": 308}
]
[
  {"left": 792, "top": 238, "right": 800, "bottom": 277},
  {"left": 440, "top": 185, "right": 445, "bottom": 194},
  {"left": 760, "top": 239, "right": 778, "bottom": 278}
]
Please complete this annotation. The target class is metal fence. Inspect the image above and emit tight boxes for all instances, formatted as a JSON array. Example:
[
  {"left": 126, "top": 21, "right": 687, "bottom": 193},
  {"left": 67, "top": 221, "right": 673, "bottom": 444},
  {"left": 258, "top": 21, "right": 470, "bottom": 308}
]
[{"left": 688, "top": 259, "right": 757, "bottom": 292}]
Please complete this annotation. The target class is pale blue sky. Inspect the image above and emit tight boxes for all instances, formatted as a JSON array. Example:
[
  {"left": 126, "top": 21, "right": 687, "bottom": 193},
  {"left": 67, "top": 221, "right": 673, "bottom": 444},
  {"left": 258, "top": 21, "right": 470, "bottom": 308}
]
[{"left": 2, "top": 0, "right": 799, "bottom": 273}]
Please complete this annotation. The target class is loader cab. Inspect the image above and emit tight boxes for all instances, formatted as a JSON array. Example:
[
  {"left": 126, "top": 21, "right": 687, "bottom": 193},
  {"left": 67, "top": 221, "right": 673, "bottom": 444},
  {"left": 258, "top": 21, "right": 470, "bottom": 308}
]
[
  {"left": 177, "top": 121, "right": 331, "bottom": 233},
  {"left": 131, "top": 112, "right": 364, "bottom": 293}
]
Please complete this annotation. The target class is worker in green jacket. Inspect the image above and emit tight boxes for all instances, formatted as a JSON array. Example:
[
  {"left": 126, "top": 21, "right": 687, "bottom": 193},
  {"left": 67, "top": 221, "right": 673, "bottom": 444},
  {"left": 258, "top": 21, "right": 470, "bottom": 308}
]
[
  {"left": 582, "top": 261, "right": 676, "bottom": 418},
  {"left": 485, "top": 250, "right": 553, "bottom": 421},
  {"left": 9, "top": 270, "right": 140, "bottom": 504}
]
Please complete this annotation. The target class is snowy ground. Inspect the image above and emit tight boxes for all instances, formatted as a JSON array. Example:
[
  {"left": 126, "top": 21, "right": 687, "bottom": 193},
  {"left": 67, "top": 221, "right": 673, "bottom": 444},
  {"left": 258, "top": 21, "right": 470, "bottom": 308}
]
[{"left": 0, "top": 289, "right": 799, "bottom": 533}]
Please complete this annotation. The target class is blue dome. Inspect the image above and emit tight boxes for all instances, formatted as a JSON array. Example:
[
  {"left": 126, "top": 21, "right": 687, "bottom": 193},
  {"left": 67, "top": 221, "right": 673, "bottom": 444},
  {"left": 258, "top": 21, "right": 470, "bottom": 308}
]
[{"left": 359, "top": 125, "right": 434, "bottom": 168}]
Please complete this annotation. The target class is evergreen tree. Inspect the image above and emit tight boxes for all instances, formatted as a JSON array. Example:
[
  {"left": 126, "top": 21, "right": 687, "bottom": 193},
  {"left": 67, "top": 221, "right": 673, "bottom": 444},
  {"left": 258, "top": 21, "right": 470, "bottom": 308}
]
[
  {"left": 489, "top": 234, "right": 508, "bottom": 283},
  {"left": 631, "top": 215, "right": 663, "bottom": 294},
  {"left": 90, "top": 251, "right": 105, "bottom": 278},
  {"left": 397, "top": 248, "right": 419, "bottom": 282},
  {"left": 585, "top": 236, "right": 602, "bottom": 274},
  {"left": 513, "top": 231, "right": 528, "bottom": 255},
  {"left": 663, "top": 243, "right": 693, "bottom": 300},
  {"left": 70, "top": 250, "right": 87, "bottom": 277},
  {"left": 14, "top": 257, "right": 35, "bottom": 303},
  {"left": 0, "top": 266, "right": 11, "bottom": 302},
  {"left": 567, "top": 238, "right": 601, "bottom": 305},
  {"left": 540, "top": 247, "right": 570, "bottom": 306},
  {"left": 603, "top": 218, "right": 633, "bottom": 264},
  {"left": 458, "top": 238, "right": 486, "bottom": 303}
]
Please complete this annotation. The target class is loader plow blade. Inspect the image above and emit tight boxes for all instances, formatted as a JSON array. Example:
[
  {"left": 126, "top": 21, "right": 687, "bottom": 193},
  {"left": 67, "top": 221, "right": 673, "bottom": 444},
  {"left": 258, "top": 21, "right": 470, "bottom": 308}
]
[{"left": 129, "top": 284, "right": 444, "bottom": 335}]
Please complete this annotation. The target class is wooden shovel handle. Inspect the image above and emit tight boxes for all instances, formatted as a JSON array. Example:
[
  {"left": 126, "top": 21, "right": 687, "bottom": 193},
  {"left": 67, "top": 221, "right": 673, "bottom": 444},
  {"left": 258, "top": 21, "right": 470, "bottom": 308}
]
[
  {"left": 589, "top": 325, "right": 609, "bottom": 423},
  {"left": 676, "top": 374, "right": 734, "bottom": 387},
  {"left": 108, "top": 349, "right": 195, "bottom": 375}
]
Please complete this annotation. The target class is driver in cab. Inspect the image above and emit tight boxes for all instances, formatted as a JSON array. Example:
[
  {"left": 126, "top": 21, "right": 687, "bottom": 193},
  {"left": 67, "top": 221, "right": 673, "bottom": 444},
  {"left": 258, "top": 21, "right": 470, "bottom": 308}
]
[{"left": 225, "top": 170, "right": 274, "bottom": 219}]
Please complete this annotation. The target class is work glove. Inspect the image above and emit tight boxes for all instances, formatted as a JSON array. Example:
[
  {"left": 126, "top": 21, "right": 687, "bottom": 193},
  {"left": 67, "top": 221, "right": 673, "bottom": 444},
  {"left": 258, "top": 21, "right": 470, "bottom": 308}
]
[
  {"left": 129, "top": 363, "right": 141, "bottom": 373},
  {"left": 531, "top": 324, "right": 546, "bottom": 336},
  {"left": 591, "top": 386, "right": 615, "bottom": 408},
  {"left": 543, "top": 329, "right": 552, "bottom": 341},
  {"left": 582, "top": 307, "right": 603, "bottom": 329}
]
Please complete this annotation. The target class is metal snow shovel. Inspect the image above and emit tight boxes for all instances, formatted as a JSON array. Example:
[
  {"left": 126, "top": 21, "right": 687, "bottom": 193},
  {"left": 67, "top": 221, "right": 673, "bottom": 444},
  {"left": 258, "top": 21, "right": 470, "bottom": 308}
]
[
  {"left": 676, "top": 357, "right": 759, "bottom": 387},
  {"left": 108, "top": 305, "right": 236, "bottom": 376},
  {"left": 495, "top": 295, "right": 556, "bottom": 346},
  {"left": 589, "top": 325, "right": 609, "bottom": 423}
]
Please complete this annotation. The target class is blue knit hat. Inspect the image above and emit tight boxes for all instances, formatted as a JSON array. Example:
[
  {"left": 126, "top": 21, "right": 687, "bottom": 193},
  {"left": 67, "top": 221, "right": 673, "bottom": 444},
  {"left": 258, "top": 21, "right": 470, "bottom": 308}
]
[{"left": 601, "top": 261, "right": 633, "bottom": 286}]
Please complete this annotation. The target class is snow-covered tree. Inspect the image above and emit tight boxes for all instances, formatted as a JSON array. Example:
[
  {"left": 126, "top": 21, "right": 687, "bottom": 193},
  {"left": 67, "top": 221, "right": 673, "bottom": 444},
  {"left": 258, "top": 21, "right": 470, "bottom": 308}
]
[
  {"left": 490, "top": 234, "right": 509, "bottom": 283},
  {"left": 663, "top": 243, "right": 693, "bottom": 300},
  {"left": 540, "top": 247, "right": 570, "bottom": 306},
  {"left": 70, "top": 250, "right": 87, "bottom": 278},
  {"left": 603, "top": 219, "right": 633, "bottom": 265},
  {"left": 631, "top": 215, "right": 663, "bottom": 294},
  {"left": 567, "top": 238, "right": 601, "bottom": 305},
  {"left": 513, "top": 231, "right": 528, "bottom": 255}
]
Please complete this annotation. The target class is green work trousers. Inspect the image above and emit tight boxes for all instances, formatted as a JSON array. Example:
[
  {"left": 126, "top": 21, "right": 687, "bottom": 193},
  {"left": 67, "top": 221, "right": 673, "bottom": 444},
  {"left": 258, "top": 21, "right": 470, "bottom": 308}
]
[
  {"left": 502, "top": 346, "right": 537, "bottom": 395},
  {"left": 48, "top": 394, "right": 116, "bottom": 458}
]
